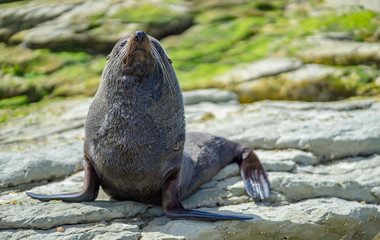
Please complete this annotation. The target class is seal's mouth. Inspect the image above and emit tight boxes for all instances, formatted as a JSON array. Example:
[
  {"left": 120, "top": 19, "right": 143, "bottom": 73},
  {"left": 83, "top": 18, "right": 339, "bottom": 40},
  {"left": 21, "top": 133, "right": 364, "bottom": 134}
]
[
  {"left": 122, "top": 31, "right": 155, "bottom": 77},
  {"left": 131, "top": 49, "right": 149, "bottom": 63}
]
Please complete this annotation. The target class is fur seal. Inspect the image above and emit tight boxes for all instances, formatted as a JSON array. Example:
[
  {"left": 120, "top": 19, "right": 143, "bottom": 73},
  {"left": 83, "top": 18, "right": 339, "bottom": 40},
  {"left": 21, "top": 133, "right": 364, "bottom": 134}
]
[{"left": 27, "top": 30, "right": 270, "bottom": 220}]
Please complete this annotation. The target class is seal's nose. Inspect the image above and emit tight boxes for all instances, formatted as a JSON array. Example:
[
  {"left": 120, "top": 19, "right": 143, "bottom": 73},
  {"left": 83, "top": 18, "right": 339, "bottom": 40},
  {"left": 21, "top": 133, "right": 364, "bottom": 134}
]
[{"left": 134, "top": 30, "right": 147, "bottom": 43}]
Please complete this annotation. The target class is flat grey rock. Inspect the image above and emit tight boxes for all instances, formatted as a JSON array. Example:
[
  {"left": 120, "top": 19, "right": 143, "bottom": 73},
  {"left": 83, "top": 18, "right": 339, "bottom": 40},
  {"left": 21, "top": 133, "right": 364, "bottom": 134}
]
[
  {"left": 141, "top": 198, "right": 380, "bottom": 240},
  {"left": 298, "top": 38, "right": 380, "bottom": 66},
  {"left": 256, "top": 149, "right": 319, "bottom": 167},
  {"left": 0, "top": 143, "right": 83, "bottom": 188},
  {"left": 0, "top": 98, "right": 90, "bottom": 151},
  {"left": 0, "top": 200, "right": 147, "bottom": 230},
  {"left": 256, "top": 99, "right": 375, "bottom": 111},
  {"left": 284, "top": 64, "right": 341, "bottom": 83},
  {"left": 0, "top": 222, "right": 141, "bottom": 240},
  {"left": 270, "top": 155, "right": 380, "bottom": 203},
  {"left": 188, "top": 100, "right": 380, "bottom": 160},
  {"left": 0, "top": 97, "right": 379, "bottom": 239},
  {"left": 183, "top": 88, "right": 239, "bottom": 105},
  {"left": 215, "top": 57, "right": 303, "bottom": 84},
  {"left": 0, "top": 171, "right": 84, "bottom": 203}
]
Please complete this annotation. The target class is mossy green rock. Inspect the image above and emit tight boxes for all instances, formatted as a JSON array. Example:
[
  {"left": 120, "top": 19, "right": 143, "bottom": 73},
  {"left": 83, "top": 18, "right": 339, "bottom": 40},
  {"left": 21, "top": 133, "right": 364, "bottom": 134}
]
[
  {"left": 0, "top": 44, "right": 66, "bottom": 102},
  {"left": 3, "top": 0, "right": 193, "bottom": 54},
  {"left": 1, "top": 0, "right": 380, "bottom": 119},
  {"left": 0, "top": 43, "right": 64, "bottom": 75},
  {"left": 298, "top": 39, "right": 380, "bottom": 66},
  {"left": 233, "top": 63, "right": 378, "bottom": 102},
  {"left": 0, "top": 43, "right": 105, "bottom": 104}
]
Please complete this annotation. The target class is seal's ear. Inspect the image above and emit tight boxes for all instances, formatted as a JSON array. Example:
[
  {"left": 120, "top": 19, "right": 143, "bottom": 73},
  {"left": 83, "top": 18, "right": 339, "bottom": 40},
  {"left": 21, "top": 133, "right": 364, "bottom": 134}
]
[{"left": 106, "top": 55, "right": 111, "bottom": 60}]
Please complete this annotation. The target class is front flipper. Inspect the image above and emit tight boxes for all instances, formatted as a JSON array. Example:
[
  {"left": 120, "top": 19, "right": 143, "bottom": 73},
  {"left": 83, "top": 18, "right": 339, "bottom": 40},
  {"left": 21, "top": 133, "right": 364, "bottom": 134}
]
[
  {"left": 26, "top": 156, "right": 100, "bottom": 202},
  {"left": 164, "top": 208, "right": 253, "bottom": 220},
  {"left": 239, "top": 148, "right": 270, "bottom": 200},
  {"left": 162, "top": 170, "right": 252, "bottom": 221}
]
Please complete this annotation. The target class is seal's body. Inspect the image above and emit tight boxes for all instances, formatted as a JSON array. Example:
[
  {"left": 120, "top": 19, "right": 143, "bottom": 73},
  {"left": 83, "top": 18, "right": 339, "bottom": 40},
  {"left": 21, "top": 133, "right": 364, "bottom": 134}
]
[
  {"left": 27, "top": 31, "right": 270, "bottom": 220},
  {"left": 85, "top": 33, "right": 185, "bottom": 203}
]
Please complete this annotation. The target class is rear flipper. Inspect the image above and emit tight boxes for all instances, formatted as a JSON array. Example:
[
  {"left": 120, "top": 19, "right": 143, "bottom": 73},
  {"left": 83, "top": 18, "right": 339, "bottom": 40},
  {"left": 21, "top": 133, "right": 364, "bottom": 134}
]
[
  {"left": 180, "top": 132, "right": 270, "bottom": 202},
  {"left": 26, "top": 157, "right": 100, "bottom": 202},
  {"left": 162, "top": 169, "right": 253, "bottom": 221},
  {"left": 238, "top": 147, "right": 270, "bottom": 200}
]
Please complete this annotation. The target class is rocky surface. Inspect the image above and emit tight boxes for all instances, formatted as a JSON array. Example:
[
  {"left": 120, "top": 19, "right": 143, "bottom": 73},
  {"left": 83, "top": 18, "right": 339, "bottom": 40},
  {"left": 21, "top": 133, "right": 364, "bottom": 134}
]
[
  {"left": 187, "top": 99, "right": 380, "bottom": 160},
  {"left": 0, "top": 89, "right": 379, "bottom": 239},
  {"left": 1, "top": 0, "right": 192, "bottom": 53},
  {"left": 297, "top": 35, "right": 380, "bottom": 66},
  {"left": 141, "top": 198, "right": 379, "bottom": 240},
  {"left": 232, "top": 61, "right": 349, "bottom": 102},
  {"left": 183, "top": 88, "right": 239, "bottom": 105},
  {"left": 1, "top": 0, "right": 380, "bottom": 239},
  {"left": 215, "top": 57, "right": 304, "bottom": 85}
]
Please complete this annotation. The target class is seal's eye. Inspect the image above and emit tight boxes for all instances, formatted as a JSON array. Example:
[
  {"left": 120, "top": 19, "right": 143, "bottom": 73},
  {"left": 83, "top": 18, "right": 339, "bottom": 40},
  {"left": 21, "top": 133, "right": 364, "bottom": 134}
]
[{"left": 120, "top": 40, "right": 127, "bottom": 48}]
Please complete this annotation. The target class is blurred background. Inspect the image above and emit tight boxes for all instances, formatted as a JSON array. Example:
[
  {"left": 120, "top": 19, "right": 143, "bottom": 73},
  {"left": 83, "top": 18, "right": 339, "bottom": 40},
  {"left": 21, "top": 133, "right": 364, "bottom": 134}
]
[{"left": 1, "top": 0, "right": 380, "bottom": 122}]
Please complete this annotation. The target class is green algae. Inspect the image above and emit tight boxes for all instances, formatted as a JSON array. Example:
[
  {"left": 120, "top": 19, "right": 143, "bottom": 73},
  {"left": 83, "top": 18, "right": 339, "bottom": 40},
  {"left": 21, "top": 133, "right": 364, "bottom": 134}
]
[
  {"left": 0, "top": 96, "right": 64, "bottom": 123},
  {"left": 109, "top": 3, "right": 185, "bottom": 25},
  {"left": 0, "top": 95, "right": 29, "bottom": 108},
  {"left": 165, "top": 16, "right": 268, "bottom": 88},
  {"left": 0, "top": 46, "right": 104, "bottom": 103},
  {"left": 287, "top": 10, "right": 379, "bottom": 41},
  {"left": 165, "top": 8, "right": 380, "bottom": 90},
  {"left": 339, "top": 65, "right": 380, "bottom": 96},
  {"left": 55, "top": 51, "right": 91, "bottom": 64},
  {"left": 237, "top": 74, "right": 356, "bottom": 103},
  {"left": 0, "top": 44, "right": 65, "bottom": 76},
  {"left": 45, "top": 57, "right": 104, "bottom": 97}
]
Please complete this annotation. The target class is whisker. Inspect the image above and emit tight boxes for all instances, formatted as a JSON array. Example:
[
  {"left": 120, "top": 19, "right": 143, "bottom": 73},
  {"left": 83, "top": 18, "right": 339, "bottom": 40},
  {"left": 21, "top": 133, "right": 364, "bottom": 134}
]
[
  {"left": 151, "top": 42, "right": 174, "bottom": 95},
  {"left": 102, "top": 50, "right": 125, "bottom": 82}
]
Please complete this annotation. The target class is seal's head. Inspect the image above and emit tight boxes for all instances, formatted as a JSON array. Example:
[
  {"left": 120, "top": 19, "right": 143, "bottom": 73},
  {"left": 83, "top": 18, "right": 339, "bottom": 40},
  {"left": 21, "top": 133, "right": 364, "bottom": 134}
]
[
  {"left": 121, "top": 30, "right": 155, "bottom": 76},
  {"left": 104, "top": 30, "right": 173, "bottom": 80}
]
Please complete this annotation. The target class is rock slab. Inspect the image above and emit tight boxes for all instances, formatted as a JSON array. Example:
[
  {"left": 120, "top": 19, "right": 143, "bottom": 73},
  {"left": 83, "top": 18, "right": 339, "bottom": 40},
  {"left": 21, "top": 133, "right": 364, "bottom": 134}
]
[{"left": 0, "top": 92, "right": 379, "bottom": 239}]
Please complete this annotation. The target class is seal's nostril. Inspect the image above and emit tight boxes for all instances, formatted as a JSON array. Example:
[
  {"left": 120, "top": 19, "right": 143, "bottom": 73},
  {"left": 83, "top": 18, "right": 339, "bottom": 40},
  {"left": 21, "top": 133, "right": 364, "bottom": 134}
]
[{"left": 135, "top": 30, "right": 147, "bottom": 43}]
